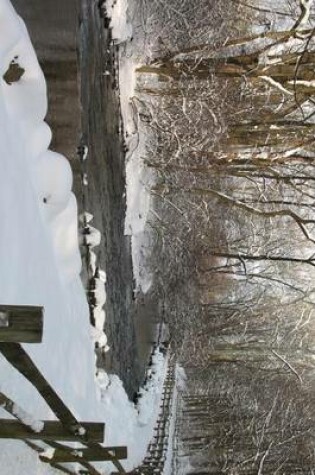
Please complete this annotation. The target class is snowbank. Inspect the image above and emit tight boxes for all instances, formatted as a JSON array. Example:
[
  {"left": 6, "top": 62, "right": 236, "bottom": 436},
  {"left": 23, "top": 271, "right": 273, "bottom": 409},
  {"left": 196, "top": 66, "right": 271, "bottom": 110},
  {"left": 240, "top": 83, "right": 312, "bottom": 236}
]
[
  {"left": 98, "top": 348, "right": 168, "bottom": 469},
  {"left": 106, "top": 0, "right": 155, "bottom": 294},
  {"left": 0, "top": 1, "right": 99, "bottom": 457}
]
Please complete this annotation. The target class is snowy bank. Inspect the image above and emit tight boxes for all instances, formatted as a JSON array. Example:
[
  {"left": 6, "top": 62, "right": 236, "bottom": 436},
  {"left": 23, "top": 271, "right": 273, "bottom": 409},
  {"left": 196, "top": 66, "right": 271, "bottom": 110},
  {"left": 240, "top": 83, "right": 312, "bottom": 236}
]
[{"left": 105, "top": 0, "right": 155, "bottom": 295}]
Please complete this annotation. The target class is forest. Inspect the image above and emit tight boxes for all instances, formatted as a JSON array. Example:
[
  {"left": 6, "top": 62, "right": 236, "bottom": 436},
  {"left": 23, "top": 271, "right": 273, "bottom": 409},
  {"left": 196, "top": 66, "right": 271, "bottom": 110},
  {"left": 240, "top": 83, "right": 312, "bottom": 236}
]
[{"left": 130, "top": 0, "right": 315, "bottom": 472}]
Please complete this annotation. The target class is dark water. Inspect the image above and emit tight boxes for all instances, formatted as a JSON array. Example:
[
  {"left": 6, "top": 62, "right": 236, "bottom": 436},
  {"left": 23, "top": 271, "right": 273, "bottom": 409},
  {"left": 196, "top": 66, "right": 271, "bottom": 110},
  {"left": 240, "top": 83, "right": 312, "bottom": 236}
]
[
  {"left": 79, "top": 0, "right": 141, "bottom": 397},
  {"left": 12, "top": 0, "right": 155, "bottom": 398}
]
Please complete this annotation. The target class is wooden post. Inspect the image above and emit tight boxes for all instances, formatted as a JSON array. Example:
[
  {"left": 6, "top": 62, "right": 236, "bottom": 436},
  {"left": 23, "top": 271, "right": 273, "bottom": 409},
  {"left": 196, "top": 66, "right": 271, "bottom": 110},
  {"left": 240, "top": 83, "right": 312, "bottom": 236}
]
[
  {"left": 40, "top": 446, "right": 128, "bottom": 463},
  {"left": 0, "top": 420, "right": 104, "bottom": 442},
  {"left": 0, "top": 342, "right": 105, "bottom": 442},
  {"left": 0, "top": 305, "right": 43, "bottom": 343}
]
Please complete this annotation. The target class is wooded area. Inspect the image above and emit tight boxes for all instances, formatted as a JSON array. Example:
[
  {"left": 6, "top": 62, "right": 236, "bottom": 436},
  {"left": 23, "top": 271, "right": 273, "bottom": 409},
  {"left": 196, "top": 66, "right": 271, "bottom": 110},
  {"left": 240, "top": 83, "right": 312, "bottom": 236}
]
[{"left": 132, "top": 0, "right": 315, "bottom": 472}]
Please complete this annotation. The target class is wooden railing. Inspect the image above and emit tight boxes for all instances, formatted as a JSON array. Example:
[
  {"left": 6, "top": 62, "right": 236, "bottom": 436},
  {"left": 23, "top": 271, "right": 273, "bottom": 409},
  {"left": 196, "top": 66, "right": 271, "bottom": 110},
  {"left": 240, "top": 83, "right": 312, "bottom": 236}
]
[
  {"left": 129, "top": 359, "right": 176, "bottom": 475},
  {"left": 0, "top": 305, "right": 127, "bottom": 474}
]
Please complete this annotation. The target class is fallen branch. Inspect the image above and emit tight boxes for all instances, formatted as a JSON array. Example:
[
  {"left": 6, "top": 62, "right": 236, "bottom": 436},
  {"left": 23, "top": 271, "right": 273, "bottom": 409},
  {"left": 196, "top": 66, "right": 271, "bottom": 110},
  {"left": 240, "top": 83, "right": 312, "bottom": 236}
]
[{"left": 271, "top": 349, "right": 303, "bottom": 384}]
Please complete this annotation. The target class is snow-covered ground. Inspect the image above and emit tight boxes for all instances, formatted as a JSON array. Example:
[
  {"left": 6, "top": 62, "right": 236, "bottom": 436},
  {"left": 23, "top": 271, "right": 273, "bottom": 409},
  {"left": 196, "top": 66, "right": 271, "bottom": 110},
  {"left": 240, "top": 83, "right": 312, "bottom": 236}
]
[
  {"left": 0, "top": 0, "right": 167, "bottom": 472},
  {"left": 106, "top": 0, "right": 156, "bottom": 295},
  {"left": 162, "top": 366, "right": 186, "bottom": 475}
]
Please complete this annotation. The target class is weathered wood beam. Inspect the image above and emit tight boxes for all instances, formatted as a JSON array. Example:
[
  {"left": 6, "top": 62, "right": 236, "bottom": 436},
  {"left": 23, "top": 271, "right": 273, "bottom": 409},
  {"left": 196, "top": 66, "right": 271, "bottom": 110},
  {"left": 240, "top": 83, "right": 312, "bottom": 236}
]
[
  {"left": 0, "top": 305, "right": 43, "bottom": 343},
  {"left": 40, "top": 446, "right": 128, "bottom": 463},
  {"left": 0, "top": 420, "right": 104, "bottom": 442},
  {"left": 41, "top": 441, "right": 99, "bottom": 474},
  {"left": 85, "top": 442, "right": 127, "bottom": 473},
  {"left": 0, "top": 342, "right": 105, "bottom": 442}
]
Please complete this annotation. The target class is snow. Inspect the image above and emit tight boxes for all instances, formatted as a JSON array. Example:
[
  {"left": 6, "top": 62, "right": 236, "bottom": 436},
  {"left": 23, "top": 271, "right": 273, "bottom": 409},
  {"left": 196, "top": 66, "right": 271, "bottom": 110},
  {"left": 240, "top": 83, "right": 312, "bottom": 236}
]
[
  {"left": 0, "top": 311, "right": 9, "bottom": 327},
  {"left": 0, "top": 441, "right": 60, "bottom": 474},
  {"left": 80, "top": 211, "right": 108, "bottom": 351},
  {"left": 106, "top": 0, "right": 156, "bottom": 294},
  {"left": 163, "top": 366, "right": 186, "bottom": 475},
  {"left": 77, "top": 426, "right": 87, "bottom": 437},
  {"left": 0, "top": 0, "right": 168, "bottom": 473},
  {"left": 163, "top": 389, "right": 177, "bottom": 475},
  {"left": 82, "top": 145, "right": 88, "bottom": 161},
  {"left": 41, "top": 448, "right": 55, "bottom": 460},
  {"left": 98, "top": 348, "right": 168, "bottom": 465},
  {"left": 105, "top": 0, "right": 132, "bottom": 43},
  {"left": 11, "top": 402, "right": 44, "bottom": 433},
  {"left": 83, "top": 223, "right": 101, "bottom": 248},
  {"left": 174, "top": 365, "right": 187, "bottom": 392}
]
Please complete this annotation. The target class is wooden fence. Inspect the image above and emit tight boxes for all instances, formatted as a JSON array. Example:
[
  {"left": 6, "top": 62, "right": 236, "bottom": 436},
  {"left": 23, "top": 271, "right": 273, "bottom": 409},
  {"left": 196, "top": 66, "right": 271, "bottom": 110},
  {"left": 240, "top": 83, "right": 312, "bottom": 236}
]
[
  {"left": 129, "top": 360, "right": 176, "bottom": 475},
  {"left": 0, "top": 304, "right": 127, "bottom": 474}
]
